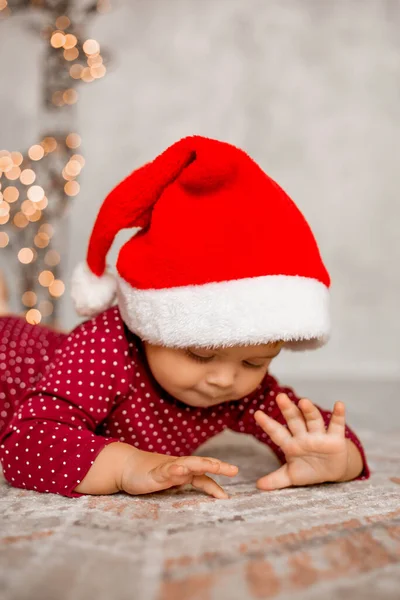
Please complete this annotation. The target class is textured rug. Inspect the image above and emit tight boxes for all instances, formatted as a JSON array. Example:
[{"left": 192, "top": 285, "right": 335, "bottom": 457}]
[{"left": 1, "top": 380, "right": 399, "bottom": 600}]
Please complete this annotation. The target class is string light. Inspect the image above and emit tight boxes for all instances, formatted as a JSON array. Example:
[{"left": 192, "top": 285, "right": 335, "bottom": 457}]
[
  {"left": 20, "top": 169, "right": 36, "bottom": 185},
  {"left": 22, "top": 291, "right": 37, "bottom": 307},
  {"left": 10, "top": 152, "right": 23, "bottom": 166},
  {"left": 26, "top": 309, "right": 42, "bottom": 325},
  {"left": 64, "top": 181, "right": 80, "bottom": 196},
  {"left": 5, "top": 166, "right": 21, "bottom": 180},
  {"left": 0, "top": 232, "right": 9, "bottom": 248},
  {"left": 13, "top": 212, "right": 29, "bottom": 228},
  {"left": 66, "top": 133, "right": 81, "bottom": 148},
  {"left": 0, "top": 4, "right": 111, "bottom": 325},
  {"left": 83, "top": 39, "right": 100, "bottom": 55},
  {"left": 3, "top": 186, "right": 19, "bottom": 202},
  {"left": 44, "top": 249, "right": 60, "bottom": 266},
  {"left": 27, "top": 185, "right": 45, "bottom": 203},
  {"left": 28, "top": 145, "right": 45, "bottom": 161},
  {"left": 18, "top": 248, "right": 34, "bottom": 264},
  {"left": 49, "top": 279, "right": 65, "bottom": 297},
  {"left": 50, "top": 32, "right": 66, "bottom": 48},
  {"left": 55, "top": 16, "right": 70, "bottom": 30},
  {"left": 39, "top": 300, "right": 53, "bottom": 317}
]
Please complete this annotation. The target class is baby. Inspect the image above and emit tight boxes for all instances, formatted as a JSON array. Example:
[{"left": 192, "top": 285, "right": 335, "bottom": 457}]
[{"left": 0, "top": 135, "right": 370, "bottom": 499}]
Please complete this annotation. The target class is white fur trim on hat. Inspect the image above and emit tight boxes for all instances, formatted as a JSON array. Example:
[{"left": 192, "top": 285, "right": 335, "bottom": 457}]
[
  {"left": 71, "top": 262, "right": 117, "bottom": 317},
  {"left": 116, "top": 275, "right": 330, "bottom": 350}
]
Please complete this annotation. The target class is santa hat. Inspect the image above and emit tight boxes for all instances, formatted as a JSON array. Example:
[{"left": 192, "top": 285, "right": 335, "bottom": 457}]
[{"left": 71, "top": 135, "right": 330, "bottom": 350}]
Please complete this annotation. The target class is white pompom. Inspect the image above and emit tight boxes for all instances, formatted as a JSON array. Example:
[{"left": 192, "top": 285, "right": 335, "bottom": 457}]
[{"left": 71, "top": 262, "right": 117, "bottom": 317}]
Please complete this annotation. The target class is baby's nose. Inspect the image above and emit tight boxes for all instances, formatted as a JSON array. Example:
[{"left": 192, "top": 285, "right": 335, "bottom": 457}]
[{"left": 206, "top": 365, "right": 236, "bottom": 389}]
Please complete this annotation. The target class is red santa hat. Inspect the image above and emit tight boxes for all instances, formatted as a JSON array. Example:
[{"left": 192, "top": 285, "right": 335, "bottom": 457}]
[{"left": 71, "top": 135, "right": 331, "bottom": 350}]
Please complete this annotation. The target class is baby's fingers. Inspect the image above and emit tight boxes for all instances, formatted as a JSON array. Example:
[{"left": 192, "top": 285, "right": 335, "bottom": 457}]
[
  {"left": 254, "top": 410, "right": 292, "bottom": 447},
  {"left": 176, "top": 456, "right": 238, "bottom": 477},
  {"left": 191, "top": 474, "right": 229, "bottom": 499},
  {"left": 327, "top": 401, "right": 346, "bottom": 437}
]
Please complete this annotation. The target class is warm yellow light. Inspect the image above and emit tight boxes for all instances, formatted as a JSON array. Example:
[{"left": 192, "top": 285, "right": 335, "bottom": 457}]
[
  {"left": 0, "top": 232, "right": 9, "bottom": 248},
  {"left": 70, "top": 64, "right": 84, "bottom": 79},
  {"left": 28, "top": 145, "right": 45, "bottom": 161},
  {"left": 52, "top": 91, "right": 64, "bottom": 106},
  {"left": 10, "top": 151, "right": 23, "bottom": 166},
  {"left": 38, "top": 300, "right": 54, "bottom": 317},
  {"left": 71, "top": 154, "right": 85, "bottom": 167},
  {"left": 63, "top": 89, "right": 78, "bottom": 104},
  {"left": 39, "top": 223, "right": 54, "bottom": 237},
  {"left": 62, "top": 168, "right": 74, "bottom": 181},
  {"left": 26, "top": 309, "right": 42, "bottom": 325},
  {"left": 3, "top": 186, "right": 19, "bottom": 203},
  {"left": 64, "top": 48, "right": 79, "bottom": 61},
  {"left": 22, "top": 291, "right": 37, "bottom": 307},
  {"left": 80, "top": 67, "right": 94, "bottom": 83},
  {"left": 0, "top": 1, "right": 9, "bottom": 12},
  {"left": 13, "top": 212, "right": 29, "bottom": 228},
  {"left": 20, "top": 169, "right": 36, "bottom": 185},
  {"left": 66, "top": 133, "right": 81, "bottom": 148},
  {"left": 55, "top": 16, "right": 70, "bottom": 30},
  {"left": 39, "top": 270, "right": 55, "bottom": 287},
  {"left": 49, "top": 279, "right": 65, "bottom": 297},
  {"left": 65, "top": 159, "right": 82, "bottom": 177},
  {"left": 83, "top": 39, "right": 100, "bottom": 55},
  {"left": 5, "top": 166, "right": 21, "bottom": 180},
  {"left": 34, "top": 232, "right": 50, "bottom": 248},
  {"left": 28, "top": 209, "right": 42, "bottom": 223},
  {"left": 87, "top": 55, "right": 103, "bottom": 67},
  {"left": 90, "top": 64, "right": 106, "bottom": 79},
  {"left": 50, "top": 32, "right": 66, "bottom": 48},
  {"left": 36, "top": 196, "right": 48, "bottom": 210},
  {"left": 27, "top": 185, "right": 45, "bottom": 203},
  {"left": 0, "top": 214, "right": 9, "bottom": 225},
  {"left": 64, "top": 181, "right": 80, "bottom": 196},
  {"left": 63, "top": 33, "right": 77, "bottom": 49},
  {"left": 21, "top": 200, "right": 36, "bottom": 216},
  {"left": 44, "top": 249, "right": 60, "bottom": 266},
  {"left": 41, "top": 137, "right": 57, "bottom": 153},
  {"left": 0, "top": 201, "right": 10, "bottom": 217},
  {"left": 18, "top": 248, "right": 34, "bottom": 264}
]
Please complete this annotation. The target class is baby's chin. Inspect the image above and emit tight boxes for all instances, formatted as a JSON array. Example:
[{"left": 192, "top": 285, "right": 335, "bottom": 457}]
[{"left": 172, "top": 389, "right": 238, "bottom": 408}]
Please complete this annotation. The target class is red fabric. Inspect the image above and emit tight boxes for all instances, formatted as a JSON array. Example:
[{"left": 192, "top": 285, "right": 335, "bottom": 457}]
[
  {"left": 0, "top": 308, "right": 369, "bottom": 498},
  {"left": 86, "top": 136, "right": 330, "bottom": 289}
]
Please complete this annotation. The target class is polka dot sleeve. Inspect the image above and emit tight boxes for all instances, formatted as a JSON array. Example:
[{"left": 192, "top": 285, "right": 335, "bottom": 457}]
[
  {"left": 0, "top": 311, "right": 130, "bottom": 497},
  {"left": 230, "top": 374, "right": 371, "bottom": 481}
]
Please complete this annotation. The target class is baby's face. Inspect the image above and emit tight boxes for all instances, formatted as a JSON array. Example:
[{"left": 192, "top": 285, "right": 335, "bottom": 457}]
[{"left": 143, "top": 341, "right": 283, "bottom": 407}]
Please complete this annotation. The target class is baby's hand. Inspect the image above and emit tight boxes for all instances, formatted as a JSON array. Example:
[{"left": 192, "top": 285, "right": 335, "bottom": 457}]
[
  {"left": 119, "top": 449, "right": 239, "bottom": 499},
  {"left": 254, "top": 393, "right": 355, "bottom": 490}
]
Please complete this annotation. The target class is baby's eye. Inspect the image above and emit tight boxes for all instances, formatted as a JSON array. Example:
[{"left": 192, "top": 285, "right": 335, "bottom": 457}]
[
  {"left": 185, "top": 350, "right": 215, "bottom": 363},
  {"left": 243, "top": 361, "right": 265, "bottom": 369}
]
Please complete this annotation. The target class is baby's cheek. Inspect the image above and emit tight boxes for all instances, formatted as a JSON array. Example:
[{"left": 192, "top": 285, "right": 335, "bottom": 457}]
[
  {"left": 162, "top": 362, "right": 202, "bottom": 391},
  {"left": 240, "top": 369, "right": 268, "bottom": 396}
]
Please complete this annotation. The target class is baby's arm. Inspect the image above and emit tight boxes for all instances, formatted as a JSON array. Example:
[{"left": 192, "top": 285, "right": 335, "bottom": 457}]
[
  {"left": 0, "top": 319, "right": 125, "bottom": 496},
  {"left": 0, "top": 316, "right": 237, "bottom": 498},
  {"left": 75, "top": 441, "right": 238, "bottom": 498}
]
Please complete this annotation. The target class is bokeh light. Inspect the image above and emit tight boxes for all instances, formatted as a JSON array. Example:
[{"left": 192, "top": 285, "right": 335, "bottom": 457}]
[
  {"left": 22, "top": 291, "right": 37, "bottom": 307},
  {"left": 18, "top": 248, "right": 34, "bottom": 264},
  {"left": 39, "top": 270, "right": 55, "bottom": 287},
  {"left": 49, "top": 279, "right": 65, "bottom": 297},
  {"left": 26, "top": 309, "right": 42, "bottom": 325}
]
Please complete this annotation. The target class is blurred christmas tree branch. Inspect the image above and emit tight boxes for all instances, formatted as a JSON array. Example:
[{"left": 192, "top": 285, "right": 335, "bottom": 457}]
[{"left": 0, "top": 0, "right": 111, "bottom": 326}]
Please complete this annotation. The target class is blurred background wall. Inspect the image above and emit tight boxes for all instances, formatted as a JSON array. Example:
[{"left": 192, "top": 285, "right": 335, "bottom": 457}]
[{"left": 1, "top": 0, "right": 399, "bottom": 380}]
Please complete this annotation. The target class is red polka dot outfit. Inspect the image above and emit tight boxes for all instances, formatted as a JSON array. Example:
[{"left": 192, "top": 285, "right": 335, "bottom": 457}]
[{"left": 0, "top": 306, "right": 370, "bottom": 497}]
